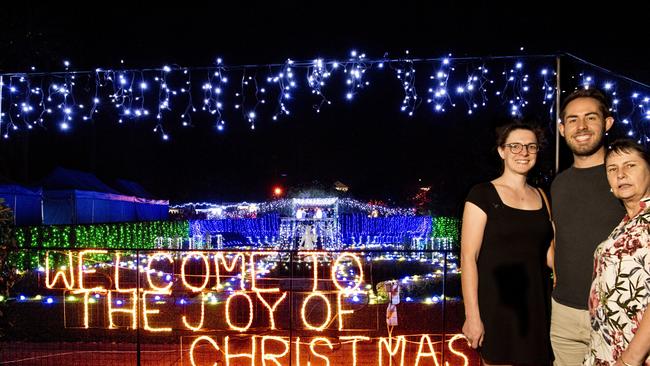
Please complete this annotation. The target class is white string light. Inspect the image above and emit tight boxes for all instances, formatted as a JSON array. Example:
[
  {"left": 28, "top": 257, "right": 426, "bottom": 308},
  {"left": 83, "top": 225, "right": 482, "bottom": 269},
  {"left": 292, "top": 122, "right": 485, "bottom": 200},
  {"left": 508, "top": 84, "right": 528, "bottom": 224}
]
[
  {"left": 1, "top": 52, "right": 648, "bottom": 142},
  {"left": 174, "top": 197, "right": 416, "bottom": 217}
]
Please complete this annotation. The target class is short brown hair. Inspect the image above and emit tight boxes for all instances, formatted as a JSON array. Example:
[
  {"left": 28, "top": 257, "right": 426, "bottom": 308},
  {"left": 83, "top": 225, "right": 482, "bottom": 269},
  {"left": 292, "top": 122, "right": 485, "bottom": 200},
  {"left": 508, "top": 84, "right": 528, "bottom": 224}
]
[
  {"left": 560, "top": 88, "right": 611, "bottom": 121},
  {"left": 496, "top": 121, "right": 545, "bottom": 148}
]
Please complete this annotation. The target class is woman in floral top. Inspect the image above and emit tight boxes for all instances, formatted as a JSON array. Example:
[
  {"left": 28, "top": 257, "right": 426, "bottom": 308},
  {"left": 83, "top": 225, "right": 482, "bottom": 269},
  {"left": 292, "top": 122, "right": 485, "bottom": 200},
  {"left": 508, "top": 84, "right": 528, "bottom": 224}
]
[{"left": 585, "top": 139, "right": 650, "bottom": 366}]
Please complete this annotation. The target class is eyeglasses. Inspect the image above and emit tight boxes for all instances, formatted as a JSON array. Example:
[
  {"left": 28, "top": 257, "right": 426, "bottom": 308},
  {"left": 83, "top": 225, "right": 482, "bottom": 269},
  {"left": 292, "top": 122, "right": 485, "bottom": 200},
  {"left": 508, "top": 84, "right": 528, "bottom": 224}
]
[{"left": 502, "top": 143, "right": 539, "bottom": 154}]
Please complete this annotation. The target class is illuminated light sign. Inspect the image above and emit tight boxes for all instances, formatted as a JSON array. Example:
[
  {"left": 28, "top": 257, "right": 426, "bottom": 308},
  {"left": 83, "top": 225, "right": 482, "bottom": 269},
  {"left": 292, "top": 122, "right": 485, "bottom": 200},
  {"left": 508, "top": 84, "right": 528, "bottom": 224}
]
[
  {"left": 414, "top": 334, "right": 440, "bottom": 366},
  {"left": 308, "top": 337, "right": 334, "bottom": 366},
  {"left": 447, "top": 334, "right": 470, "bottom": 366},
  {"left": 108, "top": 290, "right": 138, "bottom": 329},
  {"left": 256, "top": 291, "right": 288, "bottom": 330},
  {"left": 307, "top": 252, "right": 327, "bottom": 292},
  {"left": 214, "top": 252, "right": 246, "bottom": 290},
  {"left": 143, "top": 290, "right": 172, "bottom": 332},
  {"left": 72, "top": 289, "right": 106, "bottom": 328},
  {"left": 331, "top": 253, "right": 364, "bottom": 292},
  {"left": 182, "top": 297, "right": 205, "bottom": 331},
  {"left": 186, "top": 334, "right": 470, "bottom": 366},
  {"left": 45, "top": 251, "right": 75, "bottom": 290},
  {"left": 225, "top": 291, "right": 254, "bottom": 332},
  {"left": 190, "top": 335, "right": 220, "bottom": 366},
  {"left": 300, "top": 292, "right": 332, "bottom": 332},
  {"left": 113, "top": 253, "right": 136, "bottom": 291},
  {"left": 225, "top": 336, "right": 256, "bottom": 366},
  {"left": 339, "top": 336, "right": 370, "bottom": 366},
  {"left": 146, "top": 252, "right": 174, "bottom": 292},
  {"left": 261, "top": 336, "right": 290, "bottom": 366},
  {"left": 378, "top": 336, "right": 406, "bottom": 366},
  {"left": 181, "top": 252, "right": 211, "bottom": 292},
  {"left": 41, "top": 250, "right": 473, "bottom": 364},
  {"left": 78, "top": 250, "right": 107, "bottom": 291},
  {"left": 337, "top": 291, "right": 356, "bottom": 330}
]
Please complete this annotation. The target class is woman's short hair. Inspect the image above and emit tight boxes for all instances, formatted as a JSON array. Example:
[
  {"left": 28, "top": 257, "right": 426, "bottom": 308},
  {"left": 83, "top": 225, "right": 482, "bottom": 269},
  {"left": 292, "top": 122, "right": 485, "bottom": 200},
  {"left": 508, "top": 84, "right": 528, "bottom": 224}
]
[{"left": 606, "top": 138, "right": 650, "bottom": 167}]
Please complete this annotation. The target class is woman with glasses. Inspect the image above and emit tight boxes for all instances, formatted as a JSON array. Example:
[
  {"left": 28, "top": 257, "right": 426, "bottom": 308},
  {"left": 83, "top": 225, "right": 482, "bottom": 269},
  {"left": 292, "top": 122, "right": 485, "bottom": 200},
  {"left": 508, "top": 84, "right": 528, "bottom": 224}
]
[
  {"left": 461, "top": 122, "right": 554, "bottom": 365},
  {"left": 584, "top": 139, "right": 650, "bottom": 366}
]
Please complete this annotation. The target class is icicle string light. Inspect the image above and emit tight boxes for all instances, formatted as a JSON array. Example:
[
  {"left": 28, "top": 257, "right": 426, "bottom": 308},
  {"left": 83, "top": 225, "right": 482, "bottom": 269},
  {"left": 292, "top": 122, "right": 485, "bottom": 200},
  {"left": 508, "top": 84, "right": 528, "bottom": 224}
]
[{"left": 4, "top": 52, "right": 645, "bottom": 141}]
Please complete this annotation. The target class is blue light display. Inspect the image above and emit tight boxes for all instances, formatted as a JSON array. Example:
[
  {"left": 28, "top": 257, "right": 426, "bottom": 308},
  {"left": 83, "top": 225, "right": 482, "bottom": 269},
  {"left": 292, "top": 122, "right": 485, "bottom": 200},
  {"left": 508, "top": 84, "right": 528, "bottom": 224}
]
[
  {"left": 339, "top": 214, "right": 431, "bottom": 246},
  {"left": 189, "top": 213, "right": 279, "bottom": 246}
]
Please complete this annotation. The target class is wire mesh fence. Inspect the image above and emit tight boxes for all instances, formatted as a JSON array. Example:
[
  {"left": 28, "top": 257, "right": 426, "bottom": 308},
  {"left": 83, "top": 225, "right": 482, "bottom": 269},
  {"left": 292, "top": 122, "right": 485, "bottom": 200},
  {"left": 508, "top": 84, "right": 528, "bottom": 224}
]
[{"left": 1, "top": 248, "right": 476, "bottom": 365}]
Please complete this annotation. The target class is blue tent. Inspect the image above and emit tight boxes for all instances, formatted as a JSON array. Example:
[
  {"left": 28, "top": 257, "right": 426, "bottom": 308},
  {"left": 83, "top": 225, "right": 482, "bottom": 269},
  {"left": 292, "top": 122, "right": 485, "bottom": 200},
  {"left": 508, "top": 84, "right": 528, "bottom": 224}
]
[
  {"left": 0, "top": 184, "right": 43, "bottom": 226},
  {"left": 112, "top": 179, "right": 168, "bottom": 221},
  {"left": 112, "top": 179, "right": 155, "bottom": 199},
  {"left": 41, "top": 167, "right": 122, "bottom": 194},
  {"left": 42, "top": 168, "right": 168, "bottom": 224}
]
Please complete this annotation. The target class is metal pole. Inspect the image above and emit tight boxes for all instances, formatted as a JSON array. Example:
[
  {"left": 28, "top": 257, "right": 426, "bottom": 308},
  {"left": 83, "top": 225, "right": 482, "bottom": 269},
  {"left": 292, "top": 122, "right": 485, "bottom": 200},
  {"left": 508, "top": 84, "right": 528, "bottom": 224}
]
[
  {"left": 555, "top": 55, "right": 562, "bottom": 173},
  {"left": 0, "top": 76, "right": 3, "bottom": 135},
  {"left": 136, "top": 249, "right": 141, "bottom": 366},
  {"left": 13, "top": 194, "right": 17, "bottom": 225},
  {"left": 441, "top": 250, "right": 448, "bottom": 364},
  {"left": 289, "top": 251, "right": 293, "bottom": 366}
]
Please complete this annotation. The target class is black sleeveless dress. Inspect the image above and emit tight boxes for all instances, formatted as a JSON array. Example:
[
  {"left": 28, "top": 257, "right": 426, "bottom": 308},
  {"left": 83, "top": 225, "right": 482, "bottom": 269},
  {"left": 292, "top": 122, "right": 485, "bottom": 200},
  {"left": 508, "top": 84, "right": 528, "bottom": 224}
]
[{"left": 465, "top": 182, "right": 553, "bottom": 364}]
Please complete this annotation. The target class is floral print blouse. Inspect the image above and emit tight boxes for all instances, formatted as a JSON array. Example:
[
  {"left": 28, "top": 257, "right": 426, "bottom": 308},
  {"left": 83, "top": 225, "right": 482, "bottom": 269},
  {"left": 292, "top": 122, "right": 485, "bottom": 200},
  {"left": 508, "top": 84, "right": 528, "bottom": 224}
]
[{"left": 584, "top": 198, "right": 650, "bottom": 365}]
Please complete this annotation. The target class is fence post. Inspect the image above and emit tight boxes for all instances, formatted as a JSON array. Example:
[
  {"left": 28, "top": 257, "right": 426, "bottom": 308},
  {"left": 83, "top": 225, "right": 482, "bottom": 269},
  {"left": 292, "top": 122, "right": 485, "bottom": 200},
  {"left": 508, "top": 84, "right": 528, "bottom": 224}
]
[
  {"left": 136, "top": 248, "right": 141, "bottom": 366},
  {"left": 442, "top": 249, "right": 448, "bottom": 365},
  {"left": 289, "top": 250, "right": 294, "bottom": 366}
]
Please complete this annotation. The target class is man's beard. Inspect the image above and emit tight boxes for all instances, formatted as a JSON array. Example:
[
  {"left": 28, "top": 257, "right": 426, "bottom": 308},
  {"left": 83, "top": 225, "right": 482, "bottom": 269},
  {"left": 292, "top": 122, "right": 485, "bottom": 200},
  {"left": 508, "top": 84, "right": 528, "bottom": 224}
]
[{"left": 567, "top": 129, "right": 605, "bottom": 157}]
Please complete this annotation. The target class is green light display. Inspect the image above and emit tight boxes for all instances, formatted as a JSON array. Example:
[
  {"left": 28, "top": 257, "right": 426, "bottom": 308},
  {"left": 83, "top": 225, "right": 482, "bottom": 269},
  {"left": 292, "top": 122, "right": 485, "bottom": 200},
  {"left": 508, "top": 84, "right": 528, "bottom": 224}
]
[
  {"left": 13, "top": 221, "right": 190, "bottom": 270},
  {"left": 431, "top": 216, "right": 459, "bottom": 241}
]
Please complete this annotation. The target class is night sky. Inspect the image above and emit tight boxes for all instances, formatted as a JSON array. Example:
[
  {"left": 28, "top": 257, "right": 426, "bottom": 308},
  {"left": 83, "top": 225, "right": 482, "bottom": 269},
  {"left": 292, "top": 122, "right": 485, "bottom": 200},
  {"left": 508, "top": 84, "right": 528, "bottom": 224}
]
[{"left": 1, "top": 1, "right": 647, "bottom": 215}]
